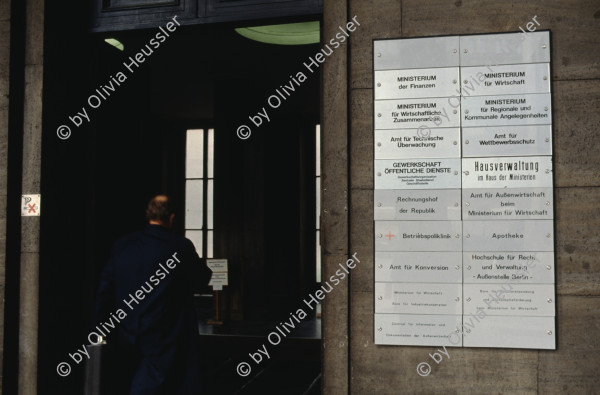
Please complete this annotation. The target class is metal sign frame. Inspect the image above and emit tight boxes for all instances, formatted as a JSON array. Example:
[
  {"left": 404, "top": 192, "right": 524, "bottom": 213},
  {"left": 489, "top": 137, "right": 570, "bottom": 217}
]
[{"left": 372, "top": 30, "right": 556, "bottom": 350}]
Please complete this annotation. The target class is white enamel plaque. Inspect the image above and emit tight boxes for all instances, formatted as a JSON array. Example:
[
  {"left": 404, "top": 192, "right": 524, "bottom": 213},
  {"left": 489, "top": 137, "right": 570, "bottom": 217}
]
[
  {"left": 463, "top": 316, "right": 555, "bottom": 349},
  {"left": 462, "top": 187, "right": 553, "bottom": 220},
  {"left": 459, "top": 31, "right": 550, "bottom": 67},
  {"left": 375, "top": 252, "right": 462, "bottom": 283},
  {"left": 375, "top": 314, "right": 463, "bottom": 346},
  {"left": 373, "top": 31, "right": 555, "bottom": 350},
  {"left": 375, "top": 98, "right": 460, "bottom": 130},
  {"left": 462, "top": 220, "right": 554, "bottom": 252},
  {"left": 463, "top": 283, "right": 555, "bottom": 316},
  {"left": 462, "top": 156, "right": 553, "bottom": 189},
  {"left": 374, "top": 189, "right": 461, "bottom": 221},
  {"left": 375, "top": 159, "right": 461, "bottom": 190},
  {"left": 375, "top": 221, "right": 463, "bottom": 252},
  {"left": 462, "top": 93, "right": 552, "bottom": 127},
  {"left": 375, "top": 283, "right": 462, "bottom": 315},
  {"left": 460, "top": 63, "right": 550, "bottom": 97},
  {"left": 375, "top": 67, "right": 460, "bottom": 100},
  {"left": 375, "top": 128, "right": 461, "bottom": 159},
  {"left": 374, "top": 36, "right": 460, "bottom": 70},
  {"left": 462, "top": 125, "right": 552, "bottom": 157},
  {"left": 463, "top": 251, "right": 554, "bottom": 284}
]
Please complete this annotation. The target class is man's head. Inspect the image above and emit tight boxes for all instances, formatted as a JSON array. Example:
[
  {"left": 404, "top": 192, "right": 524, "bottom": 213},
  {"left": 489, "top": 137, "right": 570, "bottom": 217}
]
[{"left": 146, "top": 195, "right": 175, "bottom": 228}]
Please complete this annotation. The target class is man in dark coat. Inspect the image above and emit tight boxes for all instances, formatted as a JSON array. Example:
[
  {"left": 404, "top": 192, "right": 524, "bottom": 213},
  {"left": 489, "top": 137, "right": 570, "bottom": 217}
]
[{"left": 94, "top": 195, "right": 212, "bottom": 394}]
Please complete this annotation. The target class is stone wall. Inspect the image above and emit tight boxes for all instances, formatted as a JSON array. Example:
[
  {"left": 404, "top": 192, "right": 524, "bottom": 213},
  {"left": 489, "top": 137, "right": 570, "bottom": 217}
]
[
  {"left": 0, "top": 0, "right": 10, "bottom": 392},
  {"left": 19, "top": 0, "right": 44, "bottom": 394},
  {"left": 322, "top": 1, "right": 600, "bottom": 393}
]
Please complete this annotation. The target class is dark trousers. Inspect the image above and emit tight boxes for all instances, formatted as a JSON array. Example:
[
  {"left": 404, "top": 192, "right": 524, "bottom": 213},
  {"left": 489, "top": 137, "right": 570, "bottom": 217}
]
[{"left": 111, "top": 324, "right": 201, "bottom": 395}]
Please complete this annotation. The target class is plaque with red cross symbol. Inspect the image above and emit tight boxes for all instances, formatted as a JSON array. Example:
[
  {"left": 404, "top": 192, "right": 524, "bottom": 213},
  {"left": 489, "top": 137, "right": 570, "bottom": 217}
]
[{"left": 21, "top": 194, "right": 41, "bottom": 216}]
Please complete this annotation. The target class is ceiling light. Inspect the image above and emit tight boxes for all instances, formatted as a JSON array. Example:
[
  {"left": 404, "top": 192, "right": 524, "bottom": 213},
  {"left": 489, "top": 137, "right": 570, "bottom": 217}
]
[
  {"left": 235, "top": 22, "right": 320, "bottom": 45},
  {"left": 104, "top": 38, "right": 124, "bottom": 51}
]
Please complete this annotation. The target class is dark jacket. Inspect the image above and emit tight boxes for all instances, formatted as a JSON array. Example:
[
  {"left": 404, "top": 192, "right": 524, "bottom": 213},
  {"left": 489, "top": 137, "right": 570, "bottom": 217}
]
[{"left": 94, "top": 224, "right": 211, "bottom": 394}]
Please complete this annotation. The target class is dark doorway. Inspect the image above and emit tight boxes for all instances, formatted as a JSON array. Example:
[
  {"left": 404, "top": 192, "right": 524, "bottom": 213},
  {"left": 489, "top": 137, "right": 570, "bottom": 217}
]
[{"left": 35, "top": 4, "right": 322, "bottom": 393}]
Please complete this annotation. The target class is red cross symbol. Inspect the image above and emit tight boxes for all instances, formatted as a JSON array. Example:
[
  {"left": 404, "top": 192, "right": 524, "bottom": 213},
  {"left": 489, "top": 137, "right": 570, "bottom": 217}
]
[
  {"left": 27, "top": 204, "right": 36, "bottom": 214},
  {"left": 385, "top": 231, "right": 395, "bottom": 241}
]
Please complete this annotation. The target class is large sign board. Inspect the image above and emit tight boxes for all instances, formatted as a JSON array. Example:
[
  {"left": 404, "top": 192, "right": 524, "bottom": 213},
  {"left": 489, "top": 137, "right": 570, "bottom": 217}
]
[{"left": 373, "top": 31, "right": 555, "bottom": 350}]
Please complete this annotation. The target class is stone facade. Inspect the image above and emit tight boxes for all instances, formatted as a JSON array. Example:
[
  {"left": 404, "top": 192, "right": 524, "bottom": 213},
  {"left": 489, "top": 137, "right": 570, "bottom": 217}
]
[
  {"left": 322, "top": 1, "right": 600, "bottom": 393},
  {"left": 0, "top": 0, "right": 10, "bottom": 390}
]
